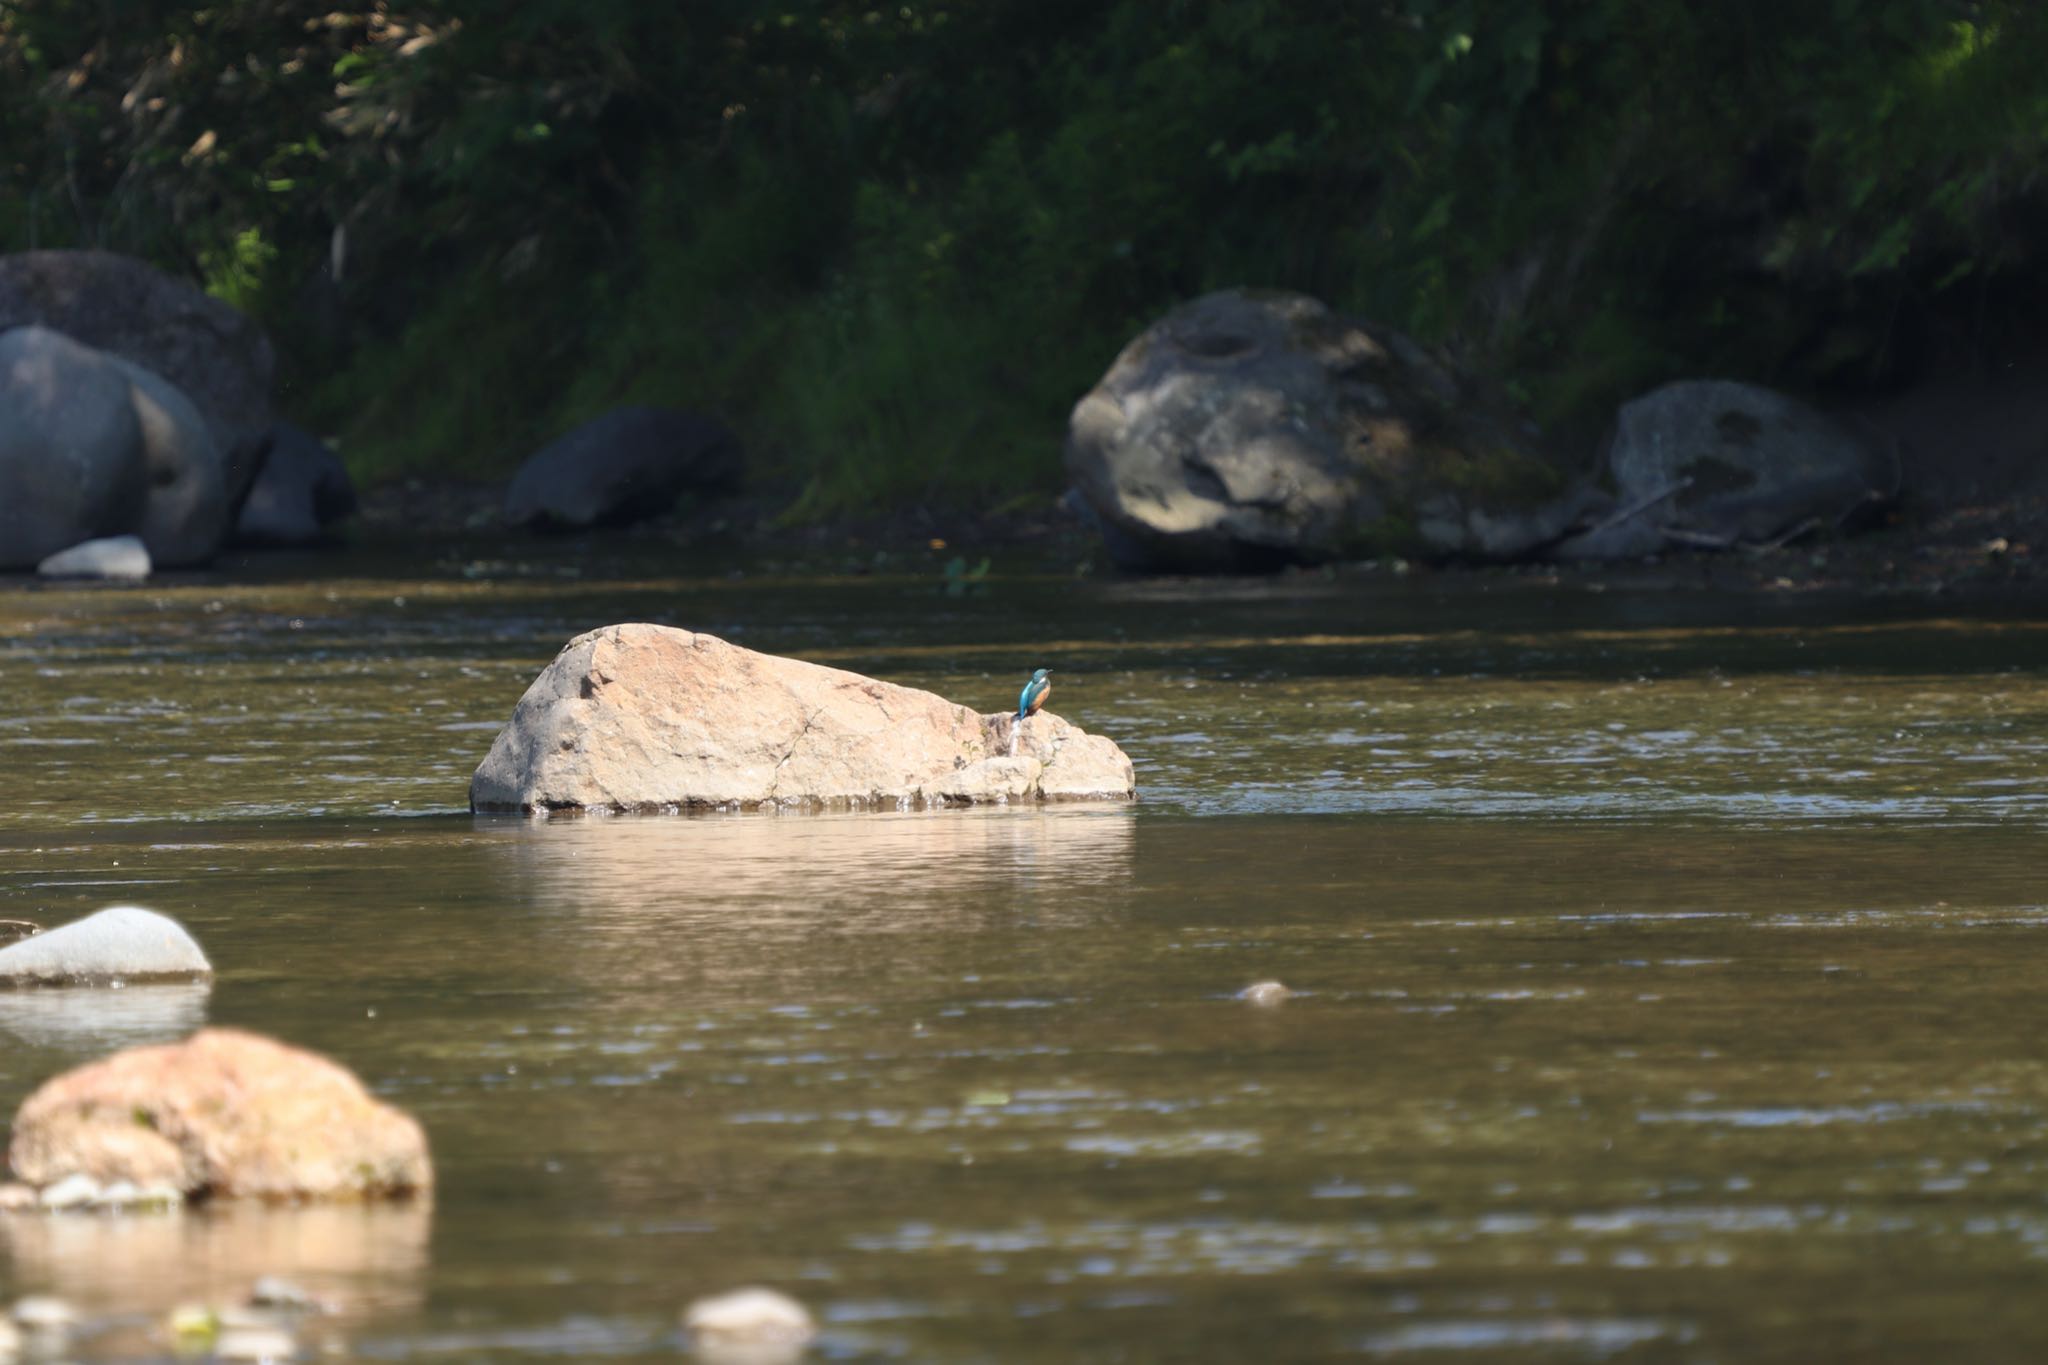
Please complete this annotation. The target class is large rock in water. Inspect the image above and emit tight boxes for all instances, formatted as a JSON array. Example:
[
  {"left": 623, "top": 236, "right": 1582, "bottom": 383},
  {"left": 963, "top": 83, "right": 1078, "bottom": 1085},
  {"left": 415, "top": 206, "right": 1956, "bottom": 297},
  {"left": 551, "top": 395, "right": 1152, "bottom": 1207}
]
[
  {"left": 7, "top": 1027, "right": 431, "bottom": 1201},
  {"left": 469, "top": 624, "right": 1136, "bottom": 813},
  {"left": 0, "top": 906, "right": 210, "bottom": 984},
  {"left": 1066, "top": 289, "right": 1590, "bottom": 570},
  {"left": 504, "top": 406, "right": 742, "bottom": 531},
  {"left": 1555, "top": 379, "right": 1895, "bottom": 559},
  {"left": 0, "top": 250, "right": 274, "bottom": 502}
]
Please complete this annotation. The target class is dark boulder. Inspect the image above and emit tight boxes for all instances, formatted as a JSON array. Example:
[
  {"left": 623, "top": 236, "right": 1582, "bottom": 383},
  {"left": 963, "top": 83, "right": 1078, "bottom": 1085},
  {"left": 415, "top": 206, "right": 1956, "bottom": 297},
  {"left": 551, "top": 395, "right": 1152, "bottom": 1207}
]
[
  {"left": 1065, "top": 289, "right": 1590, "bottom": 571},
  {"left": 0, "top": 326, "right": 147, "bottom": 569},
  {"left": 1555, "top": 380, "right": 1896, "bottom": 559},
  {"left": 233, "top": 421, "right": 358, "bottom": 546},
  {"left": 504, "top": 406, "right": 742, "bottom": 531},
  {"left": 0, "top": 250, "right": 274, "bottom": 504}
]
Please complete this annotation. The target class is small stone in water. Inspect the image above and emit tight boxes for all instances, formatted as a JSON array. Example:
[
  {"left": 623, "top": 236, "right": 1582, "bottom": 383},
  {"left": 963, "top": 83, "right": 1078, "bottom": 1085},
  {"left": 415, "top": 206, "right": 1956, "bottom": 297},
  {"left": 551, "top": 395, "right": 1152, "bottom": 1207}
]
[
  {"left": 35, "top": 1174, "right": 100, "bottom": 1209},
  {"left": 10, "top": 1294, "right": 79, "bottom": 1333},
  {"left": 683, "top": 1286, "right": 816, "bottom": 1360},
  {"left": 1238, "top": 980, "right": 1294, "bottom": 1007},
  {"left": 215, "top": 1324, "right": 299, "bottom": 1362},
  {"left": 248, "top": 1277, "right": 321, "bottom": 1312},
  {"left": 168, "top": 1303, "right": 219, "bottom": 1339}
]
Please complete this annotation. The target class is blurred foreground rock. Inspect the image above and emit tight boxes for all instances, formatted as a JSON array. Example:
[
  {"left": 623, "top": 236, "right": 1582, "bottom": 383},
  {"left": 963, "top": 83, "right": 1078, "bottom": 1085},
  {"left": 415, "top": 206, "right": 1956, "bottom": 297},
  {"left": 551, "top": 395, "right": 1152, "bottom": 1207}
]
[
  {"left": 7, "top": 1028, "right": 430, "bottom": 1202},
  {"left": 470, "top": 624, "right": 1135, "bottom": 813}
]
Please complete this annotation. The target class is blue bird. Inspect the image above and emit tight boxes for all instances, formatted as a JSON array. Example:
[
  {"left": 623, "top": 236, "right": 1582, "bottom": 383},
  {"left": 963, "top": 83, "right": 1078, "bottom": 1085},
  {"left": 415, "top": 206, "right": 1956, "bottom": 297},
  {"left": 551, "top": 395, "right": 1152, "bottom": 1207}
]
[{"left": 1016, "top": 668, "right": 1053, "bottom": 721}]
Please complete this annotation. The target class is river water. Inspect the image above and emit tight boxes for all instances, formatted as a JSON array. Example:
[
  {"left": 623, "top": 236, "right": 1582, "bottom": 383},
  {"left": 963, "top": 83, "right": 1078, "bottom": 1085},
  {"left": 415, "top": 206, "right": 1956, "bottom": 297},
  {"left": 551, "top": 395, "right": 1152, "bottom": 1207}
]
[{"left": 3, "top": 543, "right": 2047, "bottom": 1362}]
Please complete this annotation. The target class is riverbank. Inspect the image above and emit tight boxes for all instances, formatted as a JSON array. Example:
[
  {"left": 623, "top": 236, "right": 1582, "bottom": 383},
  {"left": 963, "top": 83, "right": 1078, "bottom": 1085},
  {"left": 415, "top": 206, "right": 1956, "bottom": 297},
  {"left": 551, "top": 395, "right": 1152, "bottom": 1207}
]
[{"left": 343, "top": 471, "right": 2048, "bottom": 602}]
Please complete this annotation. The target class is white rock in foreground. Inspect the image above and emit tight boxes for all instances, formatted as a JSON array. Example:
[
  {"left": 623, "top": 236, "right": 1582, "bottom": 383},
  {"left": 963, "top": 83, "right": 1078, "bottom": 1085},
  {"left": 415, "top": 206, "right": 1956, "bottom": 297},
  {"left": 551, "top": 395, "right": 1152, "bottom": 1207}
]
[
  {"left": 0, "top": 906, "right": 209, "bottom": 984},
  {"left": 36, "top": 534, "right": 151, "bottom": 581},
  {"left": 469, "top": 624, "right": 1135, "bottom": 813}
]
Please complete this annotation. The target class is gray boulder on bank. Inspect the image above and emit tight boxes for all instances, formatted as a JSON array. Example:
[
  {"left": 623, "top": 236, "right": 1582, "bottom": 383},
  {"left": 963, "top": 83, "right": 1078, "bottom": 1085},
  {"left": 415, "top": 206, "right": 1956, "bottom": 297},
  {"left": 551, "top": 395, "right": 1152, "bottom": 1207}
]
[
  {"left": 0, "top": 907, "right": 210, "bottom": 985},
  {"left": 0, "top": 249, "right": 275, "bottom": 502},
  {"left": 0, "top": 325, "right": 233, "bottom": 569},
  {"left": 1555, "top": 379, "right": 1896, "bottom": 559},
  {"left": 504, "top": 406, "right": 742, "bottom": 531},
  {"left": 36, "top": 535, "right": 151, "bottom": 582},
  {"left": 470, "top": 624, "right": 1136, "bottom": 813},
  {"left": 233, "top": 421, "right": 357, "bottom": 546},
  {"left": 0, "top": 326, "right": 146, "bottom": 567},
  {"left": 1065, "top": 289, "right": 1591, "bottom": 570}
]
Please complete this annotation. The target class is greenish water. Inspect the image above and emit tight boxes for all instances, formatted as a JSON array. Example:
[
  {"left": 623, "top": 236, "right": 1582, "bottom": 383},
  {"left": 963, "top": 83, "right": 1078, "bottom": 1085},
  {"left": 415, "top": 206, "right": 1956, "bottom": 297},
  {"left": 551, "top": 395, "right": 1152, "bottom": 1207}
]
[{"left": 5, "top": 545, "right": 2048, "bottom": 1362}]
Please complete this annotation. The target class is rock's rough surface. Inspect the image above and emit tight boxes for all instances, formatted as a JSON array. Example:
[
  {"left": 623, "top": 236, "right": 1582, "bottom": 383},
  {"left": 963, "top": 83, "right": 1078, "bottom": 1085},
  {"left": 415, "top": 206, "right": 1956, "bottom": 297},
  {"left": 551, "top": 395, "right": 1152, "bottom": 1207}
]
[
  {"left": 0, "top": 326, "right": 146, "bottom": 568},
  {"left": 1556, "top": 379, "right": 1895, "bottom": 559},
  {"left": 469, "top": 624, "right": 1135, "bottom": 813},
  {"left": 36, "top": 535, "right": 151, "bottom": 582},
  {"left": 233, "top": 421, "right": 357, "bottom": 546},
  {"left": 1065, "top": 289, "right": 1586, "bottom": 570},
  {"left": 0, "top": 251, "right": 274, "bottom": 498},
  {"left": 505, "top": 406, "right": 742, "bottom": 531},
  {"left": 0, "top": 907, "right": 209, "bottom": 984},
  {"left": 7, "top": 1028, "right": 431, "bottom": 1201}
]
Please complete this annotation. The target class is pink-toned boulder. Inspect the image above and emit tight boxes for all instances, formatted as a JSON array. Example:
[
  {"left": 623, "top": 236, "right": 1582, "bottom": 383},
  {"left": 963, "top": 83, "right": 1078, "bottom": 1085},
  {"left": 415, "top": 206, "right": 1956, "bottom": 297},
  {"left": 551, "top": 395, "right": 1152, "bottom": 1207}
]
[
  {"left": 469, "top": 624, "right": 1136, "bottom": 813},
  {"left": 7, "top": 1028, "right": 430, "bottom": 1202}
]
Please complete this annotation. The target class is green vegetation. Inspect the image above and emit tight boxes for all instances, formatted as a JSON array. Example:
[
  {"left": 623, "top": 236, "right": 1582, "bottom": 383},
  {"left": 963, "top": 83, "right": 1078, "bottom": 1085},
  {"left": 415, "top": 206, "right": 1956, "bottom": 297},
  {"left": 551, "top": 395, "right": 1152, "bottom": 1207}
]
[{"left": 4, "top": 2, "right": 2046, "bottom": 515}]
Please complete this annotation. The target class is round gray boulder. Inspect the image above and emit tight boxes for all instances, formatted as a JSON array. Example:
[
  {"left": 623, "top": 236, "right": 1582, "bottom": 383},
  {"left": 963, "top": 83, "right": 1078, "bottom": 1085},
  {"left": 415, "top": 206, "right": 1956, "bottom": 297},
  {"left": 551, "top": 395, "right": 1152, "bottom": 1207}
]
[
  {"left": 505, "top": 406, "right": 742, "bottom": 531},
  {"left": 1065, "top": 289, "right": 1587, "bottom": 570},
  {"left": 0, "top": 250, "right": 274, "bottom": 503},
  {"left": 0, "top": 326, "right": 146, "bottom": 569}
]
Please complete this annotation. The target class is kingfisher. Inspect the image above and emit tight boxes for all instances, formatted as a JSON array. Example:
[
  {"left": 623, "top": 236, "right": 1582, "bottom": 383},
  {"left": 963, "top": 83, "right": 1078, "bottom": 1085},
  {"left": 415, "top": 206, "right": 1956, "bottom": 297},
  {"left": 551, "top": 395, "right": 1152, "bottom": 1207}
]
[{"left": 1016, "top": 668, "right": 1053, "bottom": 721}]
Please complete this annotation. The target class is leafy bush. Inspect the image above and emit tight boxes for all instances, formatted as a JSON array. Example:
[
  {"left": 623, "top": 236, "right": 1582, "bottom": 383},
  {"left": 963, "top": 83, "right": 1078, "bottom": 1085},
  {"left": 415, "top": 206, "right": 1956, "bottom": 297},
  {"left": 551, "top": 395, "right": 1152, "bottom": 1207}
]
[{"left": 4, "top": 1, "right": 2045, "bottom": 512}]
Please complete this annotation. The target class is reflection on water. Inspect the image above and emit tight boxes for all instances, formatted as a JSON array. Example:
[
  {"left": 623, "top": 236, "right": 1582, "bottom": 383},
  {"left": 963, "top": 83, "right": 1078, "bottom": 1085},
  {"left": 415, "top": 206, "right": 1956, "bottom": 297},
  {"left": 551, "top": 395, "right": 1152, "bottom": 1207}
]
[
  {"left": 0, "top": 981, "right": 210, "bottom": 1052},
  {"left": 485, "top": 805, "right": 1136, "bottom": 924},
  {"left": 1, "top": 1200, "right": 431, "bottom": 1354}
]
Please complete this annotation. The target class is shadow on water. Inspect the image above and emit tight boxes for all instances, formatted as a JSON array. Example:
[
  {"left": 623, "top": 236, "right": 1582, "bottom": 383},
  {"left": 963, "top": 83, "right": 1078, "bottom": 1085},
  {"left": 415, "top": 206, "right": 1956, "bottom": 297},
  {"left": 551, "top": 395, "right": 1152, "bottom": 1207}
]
[{"left": 0, "top": 982, "right": 210, "bottom": 1053}]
